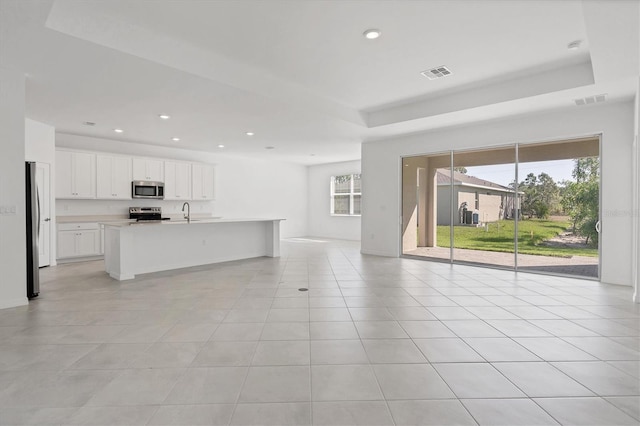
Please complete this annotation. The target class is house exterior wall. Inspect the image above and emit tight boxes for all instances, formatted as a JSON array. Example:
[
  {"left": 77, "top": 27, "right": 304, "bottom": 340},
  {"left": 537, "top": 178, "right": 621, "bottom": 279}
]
[
  {"left": 438, "top": 186, "right": 506, "bottom": 225},
  {"left": 437, "top": 186, "right": 452, "bottom": 225},
  {"left": 457, "top": 190, "right": 476, "bottom": 222},
  {"left": 479, "top": 192, "right": 503, "bottom": 223}
]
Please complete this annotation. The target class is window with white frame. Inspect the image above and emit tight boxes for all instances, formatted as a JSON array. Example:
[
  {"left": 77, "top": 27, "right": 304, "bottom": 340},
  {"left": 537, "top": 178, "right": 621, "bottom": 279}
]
[{"left": 330, "top": 174, "right": 361, "bottom": 216}]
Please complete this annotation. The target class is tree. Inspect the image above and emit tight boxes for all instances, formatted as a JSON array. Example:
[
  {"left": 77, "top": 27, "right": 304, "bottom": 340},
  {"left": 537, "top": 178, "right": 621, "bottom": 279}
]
[
  {"left": 453, "top": 167, "right": 468, "bottom": 174},
  {"left": 519, "top": 172, "right": 559, "bottom": 219},
  {"left": 560, "top": 158, "right": 599, "bottom": 246}
]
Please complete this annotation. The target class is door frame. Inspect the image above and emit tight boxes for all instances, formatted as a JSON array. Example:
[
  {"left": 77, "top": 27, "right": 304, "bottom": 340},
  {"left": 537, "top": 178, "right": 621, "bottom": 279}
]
[{"left": 399, "top": 134, "right": 602, "bottom": 281}]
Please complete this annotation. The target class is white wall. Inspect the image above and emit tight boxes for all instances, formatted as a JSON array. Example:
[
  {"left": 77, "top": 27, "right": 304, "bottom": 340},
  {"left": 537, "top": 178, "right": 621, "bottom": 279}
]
[
  {"left": 362, "top": 101, "right": 635, "bottom": 287},
  {"left": 307, "top": 160, "right": 361, "bottom": 241},
  {"left": 25, "top": 118, "right": 57, "bottom": 265},
  {"left": 633, "top": 78, "right": 639, "bottom": 302},
  {"left": 56, "top": 134, "right": 308, "bottom": 238},
  {"left": 0, "top": 66, "right": 28, "bottom": 309},
  {"left": 25, "top": 119, "right": 56, "bottom": 164}
]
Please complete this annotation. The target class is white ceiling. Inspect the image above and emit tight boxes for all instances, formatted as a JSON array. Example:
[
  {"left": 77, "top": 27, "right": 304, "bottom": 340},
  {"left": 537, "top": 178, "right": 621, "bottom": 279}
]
[{"left": 3, "top": 0, "right": 638, "bottom": 165}]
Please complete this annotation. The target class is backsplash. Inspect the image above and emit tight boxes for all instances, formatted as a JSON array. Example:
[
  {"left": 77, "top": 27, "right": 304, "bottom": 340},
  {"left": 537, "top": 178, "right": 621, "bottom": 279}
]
[{"left": 56, "top": 199, "right": 215, "bottom": 217}]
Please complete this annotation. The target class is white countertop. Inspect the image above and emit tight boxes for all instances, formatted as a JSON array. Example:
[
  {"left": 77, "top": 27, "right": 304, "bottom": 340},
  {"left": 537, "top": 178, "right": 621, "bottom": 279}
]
[
  {"left": 57, "top": 215, "right": 130, "bottom": 224},
  {"left": 57, "top": 213, "right": 221, "bottom": 224},
  {"left": 102, "top": 217, "right": 285, "bottom": 228}
]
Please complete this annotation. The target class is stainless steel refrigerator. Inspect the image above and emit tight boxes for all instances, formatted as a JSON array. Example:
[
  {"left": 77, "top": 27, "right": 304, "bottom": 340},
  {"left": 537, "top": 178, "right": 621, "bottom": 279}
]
[{"left": 26, "top": 162, "right": 40, "bottom": 299}]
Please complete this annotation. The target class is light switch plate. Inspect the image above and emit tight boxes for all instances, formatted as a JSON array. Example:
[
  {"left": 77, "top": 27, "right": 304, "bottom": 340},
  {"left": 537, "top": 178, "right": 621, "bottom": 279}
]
[{"left": 0, "top": 205, "right": 17, "bottom": 215}]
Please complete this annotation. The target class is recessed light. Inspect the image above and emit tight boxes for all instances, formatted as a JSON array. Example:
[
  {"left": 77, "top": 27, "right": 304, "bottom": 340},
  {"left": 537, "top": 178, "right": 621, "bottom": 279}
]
[
  {"left": 217, "top": 144, "right": 225, "bottom": 148},
  {"left": 265, "top": 146, "right": 275, "bottom": 150},
  {"left": 171, "top": 137, "right": 180, "bottom": 141},
  {"left": 159, "top": 114, "right": 171, "bottom": 120},
  {"left": 114, "top": 128, "right": 123, "bottom": 133},
  {"left": 246, "top": 132, "right": 254, "bottom": 136},
  {"left": 83, "top": 121, "right": 95, "bottom": 126},
  {"left": 363, "top": 29, "right": 381, "bottom": 39},
  {"left": 567, "top": 40, "right": 582, "bottom": 50}
]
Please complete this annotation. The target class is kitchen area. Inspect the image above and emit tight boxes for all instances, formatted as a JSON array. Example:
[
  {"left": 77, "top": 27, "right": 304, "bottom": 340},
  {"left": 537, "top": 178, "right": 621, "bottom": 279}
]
[
  {"left": 55, "top": 147, "right": 216, "bottom": 262},
  {"left": 51, "top": 146, "right": 283, "bottom": 284}
]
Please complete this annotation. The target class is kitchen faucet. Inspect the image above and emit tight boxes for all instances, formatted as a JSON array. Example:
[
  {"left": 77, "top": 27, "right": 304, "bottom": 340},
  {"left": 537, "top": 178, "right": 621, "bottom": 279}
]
[{"left": 182, "top": 202, "right": 190, "bottom": 222}]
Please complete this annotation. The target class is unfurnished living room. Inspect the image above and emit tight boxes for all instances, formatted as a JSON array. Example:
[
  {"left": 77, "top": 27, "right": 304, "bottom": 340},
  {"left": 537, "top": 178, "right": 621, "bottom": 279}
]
[{"left": 1, "top": 1, "right": 639, "bottom": 425}]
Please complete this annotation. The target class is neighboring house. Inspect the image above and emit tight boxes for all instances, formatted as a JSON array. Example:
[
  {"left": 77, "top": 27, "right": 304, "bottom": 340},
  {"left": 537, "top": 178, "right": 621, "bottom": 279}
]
[{"left": 436, "top": 169, "right": 521, "bottom": 225}]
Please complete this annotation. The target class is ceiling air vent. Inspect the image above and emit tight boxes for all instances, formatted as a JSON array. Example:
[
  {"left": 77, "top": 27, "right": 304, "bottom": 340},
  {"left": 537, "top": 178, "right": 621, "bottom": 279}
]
[
  {"left": 421, "top": 65, "right": 452, "bottom": 80},
  {"left": 574, "top": 94, "right": 607, "bottom": 106}
]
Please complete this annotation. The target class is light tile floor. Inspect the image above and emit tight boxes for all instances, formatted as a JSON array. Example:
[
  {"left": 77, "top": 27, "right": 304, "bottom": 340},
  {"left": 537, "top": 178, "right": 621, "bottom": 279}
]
[{"left": 0, "top": 239, "right": 638, "bottom": 425}]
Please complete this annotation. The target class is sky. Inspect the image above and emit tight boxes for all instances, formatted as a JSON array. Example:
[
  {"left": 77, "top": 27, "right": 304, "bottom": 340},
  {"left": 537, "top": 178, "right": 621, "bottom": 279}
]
[{"left": 465, "top": 159, "right": 576, "bottom": 187}]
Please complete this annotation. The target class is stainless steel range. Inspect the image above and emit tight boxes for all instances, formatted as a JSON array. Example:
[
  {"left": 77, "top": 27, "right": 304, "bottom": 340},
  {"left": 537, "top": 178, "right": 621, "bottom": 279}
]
[{"left": 129, "top": 207, "right": 170, "bottom": 222}]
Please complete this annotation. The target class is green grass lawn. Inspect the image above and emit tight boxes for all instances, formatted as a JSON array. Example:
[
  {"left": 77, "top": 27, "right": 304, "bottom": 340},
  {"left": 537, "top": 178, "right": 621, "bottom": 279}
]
[{"left": 436, "top": 219, "right": 598, "bottom": 258}]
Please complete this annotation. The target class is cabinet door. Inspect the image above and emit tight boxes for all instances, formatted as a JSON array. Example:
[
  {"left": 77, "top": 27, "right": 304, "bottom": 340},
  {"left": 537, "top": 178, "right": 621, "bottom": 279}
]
[
  {"left": 175, "top": 162, "right": 191, "bottom": 199},
  {"left": 191, "top": 163, "right": 203, "bottom": 199},
  {"left": 164, "top": 161, "right": 178, "bottom": 200},
  {"left": 73, "top": 152, "right": 96, "bottom": 198},
  {"left": 76, "top": 230, "right": 100, "bottom": 256},
  {"left": 55, "top": 151, "right": 74, "bottom": 198},
  {"left": 201, "top": 164, "right": 215, "bottom": 200},
  {"left": 132, "top": 158, "right": 148, "bottom": 181},
  {"left": 100, "top": 225, "right": 105, "bottom": 255},
  {"left": 57, "top": 230, "right": 77, "bottom": 258},
  {"left": 146, "top": 159, "right": 164, "bottom": 182},
  {"left": 96, "top": 155, "right": 113, "bottom": 198},
  {"left": 164, "top": 161, "right": 191, "bottom": 200},
  {"left": 97, "top": 155, "right": 131, "bottom": 199},
  {"left": 132, "top": 158, "right": 164, "bottom": 181},
  {"left": 111, "top": 156, "right": 132, "bottom": 198},
  {"left": 192, "top": 164, "right": 214, "bottom": 200}
]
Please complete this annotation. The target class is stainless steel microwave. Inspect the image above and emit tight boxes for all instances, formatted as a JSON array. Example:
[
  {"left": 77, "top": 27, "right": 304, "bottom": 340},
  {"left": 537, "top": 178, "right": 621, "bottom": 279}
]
[{"left": 132, "top": 181, "right": 164, "bottom": 199}]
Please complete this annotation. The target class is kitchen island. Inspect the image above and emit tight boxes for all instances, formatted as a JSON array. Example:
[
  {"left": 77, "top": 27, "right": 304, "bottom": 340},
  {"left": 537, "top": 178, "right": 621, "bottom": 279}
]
[{"left": 102, "top": 218, "right": 283, "bottom": 280}]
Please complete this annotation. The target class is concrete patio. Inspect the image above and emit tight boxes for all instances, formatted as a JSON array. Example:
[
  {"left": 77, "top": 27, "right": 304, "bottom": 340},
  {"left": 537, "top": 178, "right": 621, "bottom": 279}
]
[{"left": 403, "top": 247, "right": 599, "bottom": 278}]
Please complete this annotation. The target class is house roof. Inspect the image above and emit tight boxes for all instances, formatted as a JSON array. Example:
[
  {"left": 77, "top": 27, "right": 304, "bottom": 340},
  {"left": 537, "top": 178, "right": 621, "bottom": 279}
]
[{"left": 437, "top": 169, "right": 514, "bottom": 193}]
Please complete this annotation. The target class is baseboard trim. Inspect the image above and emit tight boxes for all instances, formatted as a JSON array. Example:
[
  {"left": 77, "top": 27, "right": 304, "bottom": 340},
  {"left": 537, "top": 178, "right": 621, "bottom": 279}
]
[
  {"left": 360, "top": 248, "right": 397, "bottom": 257},
  {"left": 0, "top": 297, "right": 29, "bottom": 310}
]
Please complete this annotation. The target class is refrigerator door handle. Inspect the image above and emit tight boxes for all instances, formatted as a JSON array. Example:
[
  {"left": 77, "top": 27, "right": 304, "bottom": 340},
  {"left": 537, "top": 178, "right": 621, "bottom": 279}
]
[{"left": 36, "top": 186, "right": 41, "bottom": 237}]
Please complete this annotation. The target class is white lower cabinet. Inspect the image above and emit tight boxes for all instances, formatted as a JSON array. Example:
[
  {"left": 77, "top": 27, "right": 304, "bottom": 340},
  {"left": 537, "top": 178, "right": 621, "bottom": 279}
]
[{"left": 57, "top": 223, "right": 101, "bottom": 259}]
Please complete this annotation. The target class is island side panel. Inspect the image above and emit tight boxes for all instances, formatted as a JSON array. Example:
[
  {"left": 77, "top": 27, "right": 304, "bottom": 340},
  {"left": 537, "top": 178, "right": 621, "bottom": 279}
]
[
  {"left": 265, "top": 220, "right": 281, "bottom": 257},
  {"left": 129, "top": 220, "right": 272, "bottom": 276},
  {"left": 104, "top": 226, "right": 136, "bottom": 280}
]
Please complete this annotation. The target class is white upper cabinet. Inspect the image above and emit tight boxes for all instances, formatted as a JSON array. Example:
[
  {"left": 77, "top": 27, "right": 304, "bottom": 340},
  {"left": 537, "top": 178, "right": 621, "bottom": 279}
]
[
  {"left": 192, "top": 163, "right": 215, "bottom": 200},
  {"left": 96, "top": 155, "right": 132, "bottom": 199},
  {"left": 55, "top": 150, "right": 214, "bottom": 203},
  {"left": 132, "top": 158, "right": 164, "bottom": 182},
  {"left": 56, "top": 151, "right": 96, "bottom": 199},
  {"left": 164, "top": 161, "right": 192, "bottom": 200}
]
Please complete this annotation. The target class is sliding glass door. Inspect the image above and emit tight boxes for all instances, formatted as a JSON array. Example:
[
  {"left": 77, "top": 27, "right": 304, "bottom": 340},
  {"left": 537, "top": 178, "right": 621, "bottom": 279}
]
[
  {"left": 401, "top": 153, "right": 451, "bottom": 262},
  {"left": 452, "top": 147, "right": 517, "bottom": 269},
  {"left": 401, "top": 137, "right": 600, "bottom": 279},
  {"left": 517, "top": 139, "right": 600, "bottom": 278}
]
